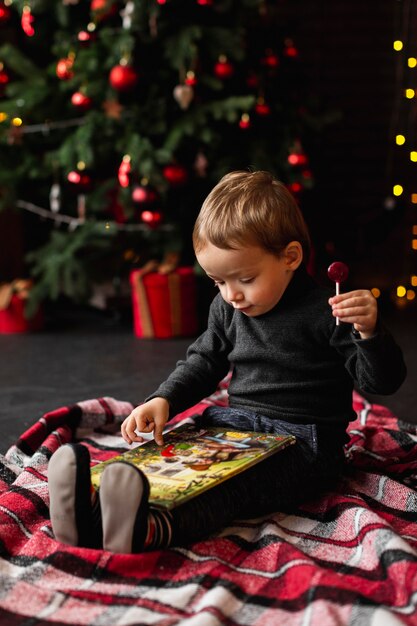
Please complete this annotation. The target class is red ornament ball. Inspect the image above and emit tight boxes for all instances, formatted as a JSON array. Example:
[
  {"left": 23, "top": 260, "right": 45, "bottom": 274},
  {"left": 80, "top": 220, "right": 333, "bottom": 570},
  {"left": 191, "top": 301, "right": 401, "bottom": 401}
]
[
  {"left": 67, "top": 171, "right": 91, "bottom": 190},
  {"left": 71, "top": 92, "right": 92, "bottom": 110},
  {"left": 132, "top": 186, "right": 157, "bottom": 204},
  {"left": 56, "top": 58, "right": 74, "bottom": 81},
  {"left": 109, "top": 65, "right": 138, "bottom": 91},
  {"left": 288, "top": 153, "right": 308, "bottom": 166},
  {"left": 261, "top": 52, "right": 279, "bottom": 68},
  {"left": 214, "top": 57, "right": 234, "bottom": 79},
  {"left": 255, "top": 101, "right": 271, "bottom": 116},
  {"left": 78, "top": 30, "right": 96, "bottom": 45},
  {"left": 0, "top": 68, "right": 9, "bottom": 86},
  {"left": 91, "top": 0, "right": 117, "bottom": 20},
  {"left": 163, "top": 164, "right": 188, "bottom": 186},
  {"left": 0, "top": 3, "right": 11, "bottom": 23},
  {"left": 239, "top": 114, "right": 251, "bottom": 130},
  {"left": 141, "top": 210, "right": 162, "bottom": 227}
]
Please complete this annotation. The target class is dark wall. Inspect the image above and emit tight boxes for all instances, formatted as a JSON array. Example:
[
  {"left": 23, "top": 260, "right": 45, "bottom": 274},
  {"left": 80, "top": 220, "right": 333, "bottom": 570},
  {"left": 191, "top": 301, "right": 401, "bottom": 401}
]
[{"left": 291, "top": 0, "right": 415, "bottom": 290}]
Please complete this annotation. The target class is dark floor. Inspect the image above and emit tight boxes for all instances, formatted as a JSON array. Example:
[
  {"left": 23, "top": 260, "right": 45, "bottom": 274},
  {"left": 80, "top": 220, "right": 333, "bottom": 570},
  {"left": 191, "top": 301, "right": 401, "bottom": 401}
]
[{"left": 0, "top": 302, "right": 415, "bottom": 455}]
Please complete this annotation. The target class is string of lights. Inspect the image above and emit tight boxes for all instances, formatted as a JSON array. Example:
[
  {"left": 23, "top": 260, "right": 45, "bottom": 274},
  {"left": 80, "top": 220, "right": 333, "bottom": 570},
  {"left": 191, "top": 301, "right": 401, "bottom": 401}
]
[
  {"left": 390, "top": 0, "right": 417, "bottom": 305},
  {"left": 16, "top": 200, "right": 174, "bottom": 232}
]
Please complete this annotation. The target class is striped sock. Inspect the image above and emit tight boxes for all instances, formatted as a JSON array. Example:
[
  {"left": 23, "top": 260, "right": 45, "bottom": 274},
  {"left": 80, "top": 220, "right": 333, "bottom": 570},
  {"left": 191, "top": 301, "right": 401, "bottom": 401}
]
[{"left": 144, "top": 509, "right": 173, "bottom": 549}]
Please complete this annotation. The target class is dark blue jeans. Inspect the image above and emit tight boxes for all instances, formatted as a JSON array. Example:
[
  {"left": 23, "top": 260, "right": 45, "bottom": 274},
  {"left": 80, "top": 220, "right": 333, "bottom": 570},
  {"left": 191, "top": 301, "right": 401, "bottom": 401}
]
[{"left": 171, "top": 406, "right": 346, "bottom": 545}]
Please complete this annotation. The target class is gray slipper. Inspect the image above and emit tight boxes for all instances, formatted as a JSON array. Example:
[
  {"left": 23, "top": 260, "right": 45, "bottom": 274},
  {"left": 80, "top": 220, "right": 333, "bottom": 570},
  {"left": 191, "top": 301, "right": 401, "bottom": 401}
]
[
  {"left": 100, "top": 461, "right": 150, "bottom": 553},
  {"left": 48, "top": 443, "right": 102, "bottom": 549}
]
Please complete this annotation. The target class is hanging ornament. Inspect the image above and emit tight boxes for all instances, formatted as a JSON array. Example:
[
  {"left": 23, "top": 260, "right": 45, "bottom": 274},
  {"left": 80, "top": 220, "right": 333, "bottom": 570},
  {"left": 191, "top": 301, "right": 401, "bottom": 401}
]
[
  {"left": 284, "top": 39, "right": 299, "bottom": 58},
  {"left": 163, "top": 163, "right": 188, "bottom": 186},
  {"left": 0, "top": 2, "right": 11, "bottom": 23},
  {"left": 49, "top": 183, "right": 61, "bottom": 213},
  {"left": 239, "top": 113, "right": 251, "bottom": 130},
  {"left": 132, "top": 184, "right": 157, "bottom": 204},
  {"left": 78, "top": 23, "right": 96, "bottom": 45},
  {"left": 102, "top": 99, "right": 123, "bottom": 119},
  {"left": 288, "top": 182, "right": 302, "bottom": 194},
  {"left": 67, "top": 170, "right": 91, "bottom": 190},
  {"left": 255, "top": 98, "right": 271, "bottom": 116},
  {"left": 56, "top": 56, "right": 75, "bottom": 81},
  {"left": 91, "top": 0, "right": 117, "bottom": 21},
  {"left": 288, "top": 152, "right": 308, "bottom": 166},
  {"left": 0, "top": 64, "right": 9, "bottom": 97},
  {"left": 185, "top": 71, "right": 197, "bottom": 86},
  {"left": 120, "top": 1, "right": 134, "bottom": 29},
  {"left": 173, "top": 84, "right": 194, "bottom": 110},
  {"left": 214, "top": 55, "right": 234, "bottom": 79},
  {"left": 71, "top": 91, "right": 92, "bottom": 110},
  {"left": 261, "top": 50, "right": 279, "bottom": 68},
  {"left": 109, "top": 64, "right": 138, "bottom": 91},
  {"left": 141, "top": 210, "right": 162, "bottom": 227},
  {"left": 193, "top": 151, "right": 208, "bottom": 178},
  {"left": 21, "top": 5, "right": 35, "bottom": 37},
  {"left": 118, "top": 155, "right": 131, "bottom": 188},
  {"left": 197, "top": 0, "right": 213, "bottom": 5}
]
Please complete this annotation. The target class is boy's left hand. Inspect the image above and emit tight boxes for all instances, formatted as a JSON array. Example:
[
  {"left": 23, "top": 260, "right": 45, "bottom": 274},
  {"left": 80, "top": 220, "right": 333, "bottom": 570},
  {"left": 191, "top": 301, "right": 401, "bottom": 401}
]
[{"left": 329, "top": 289, "right": 377, "bottom": 339}]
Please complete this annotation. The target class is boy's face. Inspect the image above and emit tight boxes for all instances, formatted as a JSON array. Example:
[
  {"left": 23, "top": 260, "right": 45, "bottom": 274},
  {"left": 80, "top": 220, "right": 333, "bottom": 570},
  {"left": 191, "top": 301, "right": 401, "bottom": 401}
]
[{"left": 196, "top": 242, "right": 300, "bottom": 317}]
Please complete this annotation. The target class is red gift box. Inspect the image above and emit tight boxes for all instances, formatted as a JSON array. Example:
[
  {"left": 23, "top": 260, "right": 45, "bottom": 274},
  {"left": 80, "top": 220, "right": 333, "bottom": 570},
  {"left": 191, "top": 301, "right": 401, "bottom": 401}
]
[
  {"left": 130, "top": 267, "right": 198, "bottom": 339},
  {"left": 0, "top": 280, "right": 43, "bottom": 333}
]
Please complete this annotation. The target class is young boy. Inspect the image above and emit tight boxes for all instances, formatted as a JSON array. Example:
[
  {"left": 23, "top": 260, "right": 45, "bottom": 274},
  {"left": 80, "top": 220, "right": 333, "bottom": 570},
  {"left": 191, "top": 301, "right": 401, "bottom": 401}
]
[{"left": 49, "top": 170, "right": 406, "bottom": 553}]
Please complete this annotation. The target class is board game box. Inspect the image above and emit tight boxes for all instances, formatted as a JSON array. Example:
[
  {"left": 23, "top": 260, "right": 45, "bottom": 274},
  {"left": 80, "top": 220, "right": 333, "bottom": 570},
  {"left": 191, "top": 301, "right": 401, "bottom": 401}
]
[{"left": 90, "top": 423, "right": 295, "bottom": 510}]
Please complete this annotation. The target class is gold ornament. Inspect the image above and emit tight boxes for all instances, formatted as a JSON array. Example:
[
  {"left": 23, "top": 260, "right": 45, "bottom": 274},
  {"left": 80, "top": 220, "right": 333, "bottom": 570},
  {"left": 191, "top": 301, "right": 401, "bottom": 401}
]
[{"left": 173, "top": 84, "right": 194, "bottom": 110}]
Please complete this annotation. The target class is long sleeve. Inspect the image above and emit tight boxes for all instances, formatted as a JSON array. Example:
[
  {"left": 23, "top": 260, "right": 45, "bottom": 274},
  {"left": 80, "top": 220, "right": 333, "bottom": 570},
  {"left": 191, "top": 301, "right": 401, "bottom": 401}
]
[
  {"left": 330, "top": 318, "right": 407, "bottom": 395},
  {"left": 146, "top": 295, "right": 232, "bottom": 418}
]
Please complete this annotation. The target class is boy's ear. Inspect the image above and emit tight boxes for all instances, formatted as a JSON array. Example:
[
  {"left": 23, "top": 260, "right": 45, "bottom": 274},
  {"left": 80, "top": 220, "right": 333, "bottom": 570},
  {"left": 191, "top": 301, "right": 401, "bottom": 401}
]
[{"left": 284, "top": 241, "right": 303, "bottom": 270}]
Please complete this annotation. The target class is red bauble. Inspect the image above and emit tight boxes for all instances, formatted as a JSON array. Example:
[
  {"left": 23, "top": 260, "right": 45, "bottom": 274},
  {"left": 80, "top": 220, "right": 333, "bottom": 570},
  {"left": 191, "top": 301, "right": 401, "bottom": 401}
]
[
  {"left": 0, "top": 3, "right": 11, "bottom": 23},
  {"left": 118, "top": 157, "right": 131, "bottom": 188},
  {"left": 132, "top": 186, "right": 157, "bottom": 204},
  {"left": 141, "top": 210, "right": 162, "bottom": 226},
  {"left": 91, "top": 0, "right": 117, "bottom": 20},
  {"left": 288, "top": 182, "right": 302, "bottom": 194},
  {"left": 255, "top": 101, "right": 271, "bottom": 116},
  {"left": 0, "top": 68, "right": 9, "bottom": 86},
  {"left": 71, "top": 91, "right": 92, "bottom": 110},
  {"left": 239, "top": 114, "right": 251, "bottom": 130},
  {"left": 78, "top": 30, "right": 96, "bottom": 45},
  {"left": 56, "top": 58, "right": 74, "bottom": 81},
  {"left": 163, "top": 164, "right": 188, "bottom": 186},
  {"left": 288, "top": 153, "right": 308, "bottom": 166},
  {"left": 214, "top": 57, "right": 234, "bottom": 79},
  {"left": 67, "top": 171, "right": 91, "bottom": 190},
  {"left": 109, "top": 65, "right": 138, "bottom": 91},
  {"left": 261, "top": 52, "right": 279, "bottom": 68},
  {"left": 0, "top": 67, "right": 9, "bottom": 97}
]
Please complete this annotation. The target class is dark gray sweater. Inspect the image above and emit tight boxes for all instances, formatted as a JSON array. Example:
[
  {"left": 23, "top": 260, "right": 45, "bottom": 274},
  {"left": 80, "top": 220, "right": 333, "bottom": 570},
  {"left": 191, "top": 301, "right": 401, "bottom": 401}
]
[{"left": 148, "top": 267, "right": 406, "bottom": 431}]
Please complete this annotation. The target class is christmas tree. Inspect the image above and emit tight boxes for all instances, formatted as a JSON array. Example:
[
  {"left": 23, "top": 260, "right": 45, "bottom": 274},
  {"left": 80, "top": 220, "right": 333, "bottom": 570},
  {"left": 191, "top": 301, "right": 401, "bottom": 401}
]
[{"left": 0, "top": 0, "right": 316, "bottom": 315}]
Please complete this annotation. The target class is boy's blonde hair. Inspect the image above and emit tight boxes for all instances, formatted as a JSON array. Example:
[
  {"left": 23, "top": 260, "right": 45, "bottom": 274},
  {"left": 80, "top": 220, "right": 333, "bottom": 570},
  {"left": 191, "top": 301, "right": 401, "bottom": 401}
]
[{"left": 192, "top": 171, "right": 311, "bottom": 261}]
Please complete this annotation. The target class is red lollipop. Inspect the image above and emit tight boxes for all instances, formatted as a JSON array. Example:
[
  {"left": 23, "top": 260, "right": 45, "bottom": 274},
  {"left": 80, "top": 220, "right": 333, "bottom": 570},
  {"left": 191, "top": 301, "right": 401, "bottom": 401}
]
[{"left": 328, "top": 261, "right": 349, "bottom": 325}]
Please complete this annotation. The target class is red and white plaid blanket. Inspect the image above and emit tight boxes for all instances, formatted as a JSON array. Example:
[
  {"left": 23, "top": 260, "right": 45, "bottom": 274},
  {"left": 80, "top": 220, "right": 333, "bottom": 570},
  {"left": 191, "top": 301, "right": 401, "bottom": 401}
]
[{"left": 0, "top": 385, "right": 416, "bottom": 625}]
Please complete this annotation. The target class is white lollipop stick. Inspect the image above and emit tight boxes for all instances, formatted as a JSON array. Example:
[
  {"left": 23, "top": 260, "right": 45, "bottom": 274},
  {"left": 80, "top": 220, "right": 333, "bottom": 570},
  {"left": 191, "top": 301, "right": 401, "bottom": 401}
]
[{"left": 335, "top": 282, "right": 340, "bottom": 325}]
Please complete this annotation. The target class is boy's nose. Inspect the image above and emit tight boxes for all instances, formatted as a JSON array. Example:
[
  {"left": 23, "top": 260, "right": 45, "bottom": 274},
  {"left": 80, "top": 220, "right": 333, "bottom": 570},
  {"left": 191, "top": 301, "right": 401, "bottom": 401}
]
[{"left": 227, "top": 286, "right": 244, "bottom": 302}]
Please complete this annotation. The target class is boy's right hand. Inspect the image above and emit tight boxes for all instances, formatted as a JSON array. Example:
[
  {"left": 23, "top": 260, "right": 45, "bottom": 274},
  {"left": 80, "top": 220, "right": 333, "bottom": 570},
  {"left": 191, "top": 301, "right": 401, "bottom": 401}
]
[{"left": 121, "top": 397, "right": 170, "bottom": 446}]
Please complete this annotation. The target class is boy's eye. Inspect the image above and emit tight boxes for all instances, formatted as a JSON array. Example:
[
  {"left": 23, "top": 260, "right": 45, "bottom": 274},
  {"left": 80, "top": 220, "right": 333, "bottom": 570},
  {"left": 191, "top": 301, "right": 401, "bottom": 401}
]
[
  {"left": 213, "top": 280, "right": 224, "bottom": 287},
  {"left": 240, "top": 278, "right": 254, "bottom": 284}
]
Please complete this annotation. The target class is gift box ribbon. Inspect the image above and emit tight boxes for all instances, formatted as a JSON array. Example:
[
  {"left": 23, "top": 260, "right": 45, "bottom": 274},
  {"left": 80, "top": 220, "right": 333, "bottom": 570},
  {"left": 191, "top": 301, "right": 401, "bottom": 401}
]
[{"left": 0, "top": 279, "right": 33, "bottom": 311}]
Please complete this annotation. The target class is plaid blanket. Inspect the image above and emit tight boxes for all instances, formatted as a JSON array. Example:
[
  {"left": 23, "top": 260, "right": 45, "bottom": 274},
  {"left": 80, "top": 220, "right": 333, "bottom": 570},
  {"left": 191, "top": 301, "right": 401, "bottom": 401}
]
[{"left": 0, "top": 385, "right": 416, "bottom": 626}]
